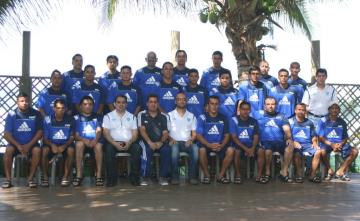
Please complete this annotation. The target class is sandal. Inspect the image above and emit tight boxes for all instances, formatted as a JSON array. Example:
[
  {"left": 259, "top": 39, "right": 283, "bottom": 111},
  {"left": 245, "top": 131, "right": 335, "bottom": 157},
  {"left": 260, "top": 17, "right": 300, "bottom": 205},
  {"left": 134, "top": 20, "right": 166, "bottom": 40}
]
[
  {"left": 72, "top": 177, "right": 83, "bottom": 187},
  {"left": 295, "top": 177, "right": 304, "bottom": 183},
  {"left": 202, "top": 177, "right": 211, "bottom": 184},
  {"left": 259, "top": 175, "right": 270, "bottom": 184},
  {"left": 2, "top": 180, "right": 12, "bottom": 189},
  {"left": 337, "top": 174, "right": 351, "bottom": 181},
  {"left": 28, "top": 180, "right": 38, "bottom": 188},
  {"left": 95, "top": 177, "right": 104, "bottom": 186},
  {"left": 278, "top": 174, "right": 293, "bottom": 183},
  {"left": 216, "top": 176, "right": 230, "bottom": 184},
  {"left": 41, "top": 179, "right": 49, "bottom": 187},
  {"left": 61, "top": 180, "right": 71, "bottom": 187},
  {"left": 308, "top": 176, "right": 321, "bottom": 183},
  {"left": 324, "top": 173, "right": 334, "bottom": 181},
  {"left": 234, "top": 176, "right": 242, "bottom": 184}
]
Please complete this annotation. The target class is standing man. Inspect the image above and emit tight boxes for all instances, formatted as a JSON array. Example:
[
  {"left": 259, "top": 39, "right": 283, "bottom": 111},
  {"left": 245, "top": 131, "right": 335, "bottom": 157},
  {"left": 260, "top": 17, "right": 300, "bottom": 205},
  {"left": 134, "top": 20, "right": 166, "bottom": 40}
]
[
  {"left": 302, "top": 68, "right": 338, "bottom": 131},
  {"left": 2, "top": 93, "right": 43, "bottom": 188},
  {"left": 269, "top": 69, "right": 300, "bottom": 118},
  {"left": 73, "top": 96, "right": 103, "bottom": 187},
  {"left": 200, "top": 51, "right": 230, "bottom": 92},
  {"left": 289, "top": 103, "right": 322, "bottom": 183},
  {"left": 36, "top": 69, "right": 72, "bottom": 117},
  {"left": 72, "top": 65, "right": 105, "bottom": 115},
  {"left": 259, "top": 60, "right": 278, "bottom": 90},
  {"left": 133, "top": 51, "right": 162, "bottom": 109},
  {"left": 183, "top": 68, "right": 208, "bottom": 118},
  {"left": 256, "top": 97, "right": 294, "bottom": 184},
  {"left": 98, "top": 55, "right": 121, "bottom": 91},
  {"left": 197, "top": 95, "right": 234, "bottom": 184},
  {"left": 62, "top": 53, "right": 84, "bottom": 97},
  {"left": 137, "top": 94, "right": 171, "bottom": 186},
  {"left": 103, "top": 95, "right": 142, "bottom": 187},
  {"left": 107, "top": 65, "right": 142, "bottom": 115},
  {"left": 318, "top": 103, "right": 359, "bottom": 181},
  {"left": 230, "top": 101, "right": 259, "bottom": 184},
  {"left": 173, "top": 50, "right": 190, "bottom": 87},
  {"left": 288, "top": 61, "right": 307, "bottom": 101},
  {"left": 41, "top": 99, "right": 75, "bottom": 187},
  {"left": 168, "top": 92, "right": 199, "bottom": 185}
]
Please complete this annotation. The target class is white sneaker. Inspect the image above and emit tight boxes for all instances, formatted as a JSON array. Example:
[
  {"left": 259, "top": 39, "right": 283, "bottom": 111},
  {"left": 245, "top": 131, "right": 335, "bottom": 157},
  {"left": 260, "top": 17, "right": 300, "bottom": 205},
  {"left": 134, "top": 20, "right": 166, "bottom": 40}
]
[
  {"left": 158, "top": 177, "right": 169, "bottom": 186},
  {"left": 140, "top": 177, "right": 149, "bottom": 186}
]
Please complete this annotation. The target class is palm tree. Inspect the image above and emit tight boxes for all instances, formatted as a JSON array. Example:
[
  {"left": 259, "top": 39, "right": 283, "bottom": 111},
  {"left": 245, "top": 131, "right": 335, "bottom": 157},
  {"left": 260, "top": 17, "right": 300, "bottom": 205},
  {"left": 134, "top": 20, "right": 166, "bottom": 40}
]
[{"left": 0, "top": 0, "right": 327, "bottom": 78}]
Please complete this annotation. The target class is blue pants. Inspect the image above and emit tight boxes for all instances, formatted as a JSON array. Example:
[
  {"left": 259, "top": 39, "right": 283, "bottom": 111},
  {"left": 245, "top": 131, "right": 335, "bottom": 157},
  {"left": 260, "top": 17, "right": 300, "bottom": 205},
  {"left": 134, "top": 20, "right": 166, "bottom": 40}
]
[
  {"left": 171, "top": 141, "right": 199, "bottom": 180},
  {"left": 139, "top": 140, "right": 171, "bottom": 178}
]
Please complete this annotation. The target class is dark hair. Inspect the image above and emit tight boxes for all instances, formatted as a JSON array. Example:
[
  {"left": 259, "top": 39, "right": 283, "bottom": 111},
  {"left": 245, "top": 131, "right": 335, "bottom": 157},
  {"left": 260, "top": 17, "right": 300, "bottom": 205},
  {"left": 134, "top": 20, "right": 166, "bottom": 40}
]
[
  {"left": 212, "top": 51, "right": 223, "bottom": 57},
  {"left": 239, "top": 101, "right": 251, "bottom": 109},
  {"left": 175, "top": 50, "right": 187, "bottom": 58},
  {"left": 207, "top": 95, "right": 220, "bottom": 104},
  {"left": 278, "top": 68, "right": 289, "bottom": 75},
  {"left": 54, "top": 99, "right": 66, "bottom": 107},
  {"left": 114, "top": 94, "right": 127, "bottom": 103},
  {"left": 188, "top": 68, "right": 199, "bottom": 76},
  {"left": 72, "top": 53, "right": 82, "bottom": 61},
  {"left": 80, "top": 95, "right": 94, "bottom": 105},
  {"left": 50, "top": 69, "right": 62, "bottom": 78},
  {"left": 296, "top": 103, "right": 307, "bottom": 109},
  {"left": 316, "top": 68, "right": 327, "bottom": 77},
  {"left": 162, "top": 61, "right": 174, "bottom": 69},
  {"left": 17, "top": 92, "right": 29, "bottom": 99},
  {"left": 219, "top": 69, "right": 232, "bottom": 79},
  {"left": 120, "top": 65, "right": 132, "bottom": 72},
  {"left": 106, "top": 55, "right": 119, "bottom": 63},
  {"left": 248, "top": 66, "right": 261, "bottom": 74},
  {"left": 147, "top": 94, "right": 159, "bottom": 102},
  {"left": 290, "top": 62, "right": 300, "bottom": 68},
  {"left": 265, "top": 96, "right": 277, "bottom": 104},
  {"left": 84, "top": 64, "right": 95, "bottom": 73}
]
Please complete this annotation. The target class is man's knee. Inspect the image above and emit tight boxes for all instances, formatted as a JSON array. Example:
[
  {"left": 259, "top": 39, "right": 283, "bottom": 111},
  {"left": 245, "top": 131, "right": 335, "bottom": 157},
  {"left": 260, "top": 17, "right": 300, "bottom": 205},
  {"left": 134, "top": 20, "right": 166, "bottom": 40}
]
[
  {"left": 75, "top": 141, "right": 85, "bottom": 149},
  {"left": 226, "top": 147, "right": 234, "bottom": 156},
  {"left": 32, "top": 147, "right": 41, "bottom": 156},
  {"left": 5, "top": 146, "right": 16, "bottom": 157}
]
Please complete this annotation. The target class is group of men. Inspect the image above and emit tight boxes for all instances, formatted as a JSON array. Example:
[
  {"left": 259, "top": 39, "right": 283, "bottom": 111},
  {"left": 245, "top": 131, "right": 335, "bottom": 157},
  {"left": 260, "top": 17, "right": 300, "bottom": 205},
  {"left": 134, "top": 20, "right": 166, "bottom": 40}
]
[{"left": 2, "top": 50, "right": 358, "bottom": 188}]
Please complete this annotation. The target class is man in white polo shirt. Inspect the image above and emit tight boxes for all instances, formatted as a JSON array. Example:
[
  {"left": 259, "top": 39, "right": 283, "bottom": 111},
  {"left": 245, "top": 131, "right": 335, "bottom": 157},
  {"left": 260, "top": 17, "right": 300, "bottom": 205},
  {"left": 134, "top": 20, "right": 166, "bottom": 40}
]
[
  {"left": 302, "top": 68, "right": 338, "bottom": 131},
  {"left": 103, "top": 95, "right": 142, "bottom": 187},
  {"left": 168, "top": 92, "right": 199, "bottom": 185}
]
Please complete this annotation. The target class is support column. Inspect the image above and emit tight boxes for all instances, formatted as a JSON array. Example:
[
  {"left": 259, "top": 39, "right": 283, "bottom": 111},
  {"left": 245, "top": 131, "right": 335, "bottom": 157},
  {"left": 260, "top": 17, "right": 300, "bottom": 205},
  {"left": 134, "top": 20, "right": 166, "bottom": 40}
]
[{"left": 20, "top": 31, "right": 32, "bottom": 102}]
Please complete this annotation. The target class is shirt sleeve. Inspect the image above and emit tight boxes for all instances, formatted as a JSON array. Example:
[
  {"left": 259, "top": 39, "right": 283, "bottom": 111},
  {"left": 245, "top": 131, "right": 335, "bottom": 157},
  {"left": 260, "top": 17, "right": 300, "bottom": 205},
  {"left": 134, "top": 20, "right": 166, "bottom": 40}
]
[
  {"left": 4, "top": 112, "right": 14, "bottom": 133},
  {"left": 223, "top": 117, "right": 229, "bottom": 134},
  {"left": 35, "top": 90, "right": 46, "bottom": 109},
  {"left": 35, "top": 111, "right": 43, "bottom": 131},
  {"left": 43, "top": 118, "right": 50, "bottom": 140},
  {"left": 229, "top": 118, "right": 236, "bottom": 135},
  {"left": 191, "top": 115, "right": 197, "bottom": 131},
  {"left": 302, "top": 88, "right": 310, "bottom": 105},
  {"left": 253, "top": 120, "right": 260, "bottom": 136},
  {"left": 102, "top": 114, "right": 111, "bottom": 129},
  {"left": 317, "top": 118, "right": 326, "bottom": 137},
  {"left": 196, "top": 115, "right": 205, "bottom": 135},
  {"left": 131, "top": 115, "right": 137, "bottom": 130},
  {"left": 342, "top": 120, "right": 349, "bottom": 139}
]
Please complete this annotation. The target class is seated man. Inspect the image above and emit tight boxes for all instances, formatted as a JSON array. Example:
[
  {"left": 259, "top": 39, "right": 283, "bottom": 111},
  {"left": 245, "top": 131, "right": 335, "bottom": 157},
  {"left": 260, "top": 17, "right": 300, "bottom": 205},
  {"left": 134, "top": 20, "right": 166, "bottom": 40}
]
[
  {"left": 318, "top": 103, "right": 359, "bottom": 181},
  {"left": 168, "top": 92, "right": 199, "bottom": 185},
  {"left": 103, "top": 95, "right": 142, "bottom": 187},
  {"left": 256, "top": 97, "right": 294, "bottom": 184},
  {"left": 73, "top": 96, "right": 103, "bottom": 186},
  {"left": 230, "top": 101, "right": 259, "bottom": 184},
  {"left": 2, "top": 92, "right": 43, "bottom": 188},
  {"left": 197, "top": 95, "right": 234, "bottom": 184},
  {"left": 137, "top": 94, "right": 171, "bottom": 186},
  {"left": 289, "top": 103, "right": 322, "bottom": 183},
  {"left": 42, "top": 99, "right": 75, "bottom": 187}
]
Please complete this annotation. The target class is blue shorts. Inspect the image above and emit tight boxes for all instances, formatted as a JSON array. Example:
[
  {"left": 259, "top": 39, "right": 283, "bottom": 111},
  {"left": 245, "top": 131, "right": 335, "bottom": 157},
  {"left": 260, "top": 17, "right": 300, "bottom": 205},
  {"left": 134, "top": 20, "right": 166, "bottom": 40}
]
[
  {"left": 43, "top": 144, "right": 75, "bottom": 160},
  {"left": 321, "top": 143, "right": 353, "bottom": 159},
  {"left": 259, "top": 141, "right": 286, "bottom": 154},
  {"left": 7, "top": 142, "right": 41, "bottom": 158},
  {"left": 294, "top": 143, "right": 316, "bottom": 157},
  {"left": 200, "top": 145, "right": 230, "bottom": 160},
  {"left": 234, "top": 143, "right": 258, "bottom": 158}
]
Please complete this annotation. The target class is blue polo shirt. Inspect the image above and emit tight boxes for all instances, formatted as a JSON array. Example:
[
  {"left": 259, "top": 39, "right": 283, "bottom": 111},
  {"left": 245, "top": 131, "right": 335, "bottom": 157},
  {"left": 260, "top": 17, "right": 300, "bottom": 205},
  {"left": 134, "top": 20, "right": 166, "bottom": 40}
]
[
  {"left": 269, "top": 85, "right": 299, "bottom": 118},
  {"left": 200, "top": 67, "right": 229, "bottom": 92},
  {"left": 36, "top": 87, "right": 71, "bottom": 116},
  {"left": 183, "top": 85, "right": 208, "bottom": 118},
  {"left": 107, "top": 81, "right": 141, "bottom": 114},
  {"left": 43, "top": 114, "right": 75, "bottom": 145},
  {"left": 196, "top": 113, "right": 229, "bottom": 143},
  {"left": 257, "top": 111, "right": 289, "bottom": 142},
  {"left": 230, "top": 116, "right": 259, "bottom": 145},
  {"left": 72, "top": 82, "right": 105, "bottom": 113},
  {"left": 238, "top": 81, "right": 268, "bottom": 115},
  {"left": 173, "top": 67, "right": 189, "bottom": 87},
  {"left": 210, "top": 86, "right": 239, "bottom": 118},
  {"left": 260, "top": 74, "right": 278, "bottom": 90},
  {"left": 157, "top": 80, "right": 182, "bottom": 113},
  {"left": 74, "top": 113, "right": 102, "bottom": 140},
  {"left": 318, "top": 116, "right": 348, "bottom": 143},
  {"left": 98, "top": 71, "right": 121, "bottom": 92},
  {"left": 289, "top": 117, "right": 316, "bottom": 146},
  {"left": 62, "top": 70, "right": 84, "bottom": 96}
]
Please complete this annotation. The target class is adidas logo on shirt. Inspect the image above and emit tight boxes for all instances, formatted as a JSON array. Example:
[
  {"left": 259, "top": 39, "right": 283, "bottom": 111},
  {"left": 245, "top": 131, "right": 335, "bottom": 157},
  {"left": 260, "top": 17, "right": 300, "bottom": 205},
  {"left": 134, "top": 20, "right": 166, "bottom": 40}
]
[
  {"left": 145, "top": 76, "right": 157, "bottom": 85},
  {"left": 18, "top": 122, "right": 31, "bottom": 132},
  {"left": 265, "top": 119, "right": 278, "bottom": 128},
  {"left": 224, "top": 97, "right": 235, "bottom": 105},
  {"left": 211, "top": 78, "right": 220, "bottom": 86},
  {"left": 208, "top": 125, "right": 220, "bottom": 135},
  {"left": 188, "top": 95, "right": 200, "bottom": 104},
  {"left": 163, "top": 91, "right": 174, "bottom": 100},
  {"left": 176, "top": 77, "right": 187, "bottom": 86},
  {"left": 327, "top": 129, "right": 340, "bottom": 139},
  {"left": 125, "top": 93, "right": 133, "bottom": 102},
  {"left": 295, "top": 130, "right": 307, "bottom": 139},
  {"left": 239, "top": 129, "right": 250, "bottom": 139},
  {"left": 249, "top": 93, "right": 259, "bottom": 102},
  {"left": 72, "top": 81, "right": 81, "bottom": 90},
  {"left": 279, "top": 96, "right": 290, "bottom": 105},
  {"left": 53, "top": 130, "right": 67, "bottom": 140},
  {"left": 83, "top": 124, "right": 95, "bottom": 135}
]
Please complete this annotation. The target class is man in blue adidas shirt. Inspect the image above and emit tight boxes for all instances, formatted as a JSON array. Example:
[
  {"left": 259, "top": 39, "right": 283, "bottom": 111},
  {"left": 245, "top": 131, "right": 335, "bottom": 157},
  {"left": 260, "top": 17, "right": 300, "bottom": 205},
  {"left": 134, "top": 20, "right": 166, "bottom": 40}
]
[
  {"left": 210, "top": 69, "right": 239, "bottom": 118},
  {"left": 2, "top": 93, "right": 43, "bottom": 188},
  {"left": 133, "top": 51, "right": 162, "bottom": 109},
  {"left": 238, "top": 66, "right": 268, "bottom": 116},
  {"left": 36, "top": 70, "right": 72, "bottom": 117},
  {"left": 197, "top": 95, "right": 234, "bottom": 184},
  {"left": 259, "top": 60, "right": 278, "bottom": 90},
  {"left": 183, "top": 69, "right": 208, "bottom": 118},
  {"left": 62, "top": 53, "right": 84, "bottom": 97},
  {"left": 200, "top": 51, "right": 230, "bottom": 92},
  {"left": 288, "top": 62, "right": 307, "bottom": 101},
  {"left": 257, "top": 97, "right": 294, "bottom": 184},
  {"left": 72, "top": 65, "right": 105, "bottom": 115},
  {"left": 318, "top": 103, "right": 358, "bottom": 181},
  {"left": 173, "top": 50, "right": 190, "bottom": 87},
  {"left": 137, "top": 94, "right": 171, "bottom": 186},
  {"left": 41, "top": 99, "right": 75, "bottom": 187},
  {"left": 73, "top": 96, "right": 103, "bottom": 187},
  {"left": 98, "top": 55, "right": 121, "bottom": 92},
  {"left": 230, "top": 101, "right": 259, "bottom": 184},
  {"left": 107, "top": 65, "right": 142, "bottom": 115},
  {"left": 289, "top": 103, "right": 322, "bottom": 183},
  {"left": 157, "top": 62, "right": 182, "bottom": 113},
  {"left": 269, "top": 68, "right": 301, "bottom": 118}
]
